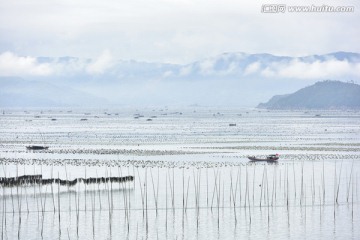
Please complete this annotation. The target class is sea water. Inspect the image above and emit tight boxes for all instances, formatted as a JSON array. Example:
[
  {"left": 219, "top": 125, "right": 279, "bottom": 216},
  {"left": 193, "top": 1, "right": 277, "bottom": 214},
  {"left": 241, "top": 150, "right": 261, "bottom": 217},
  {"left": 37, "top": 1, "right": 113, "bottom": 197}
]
[{"left": 0, "top": 107, "right": 359, "bottom": 239}]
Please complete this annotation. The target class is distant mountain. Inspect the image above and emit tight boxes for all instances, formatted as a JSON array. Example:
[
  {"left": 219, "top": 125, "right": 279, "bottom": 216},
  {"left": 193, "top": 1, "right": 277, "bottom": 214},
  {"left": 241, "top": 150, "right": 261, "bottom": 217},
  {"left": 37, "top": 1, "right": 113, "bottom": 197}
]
[
  {"left": 257, "top": 80, "right": 360, "bottom": 110},
  {"left": 1, "top": 51, "right": 359, "bottom": 107},
  {"left": 0, "top": 77, "right": 107, "bottom": 107}
]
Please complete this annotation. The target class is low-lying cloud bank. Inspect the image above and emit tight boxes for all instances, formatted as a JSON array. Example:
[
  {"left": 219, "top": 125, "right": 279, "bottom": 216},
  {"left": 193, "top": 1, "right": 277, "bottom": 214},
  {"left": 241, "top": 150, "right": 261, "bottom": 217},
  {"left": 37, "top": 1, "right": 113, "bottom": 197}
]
[
  {"left": 1, "top": 51, "right": 359, "bottom": 107},
  {"left": 0, "top": 52, "right": 53, "bottom": 76},
  {"left": 0, "top": 51, "right": 359, "bottom": 81},
  {"left": 261, "top": 59, "right": 360, "bottom": 79}
]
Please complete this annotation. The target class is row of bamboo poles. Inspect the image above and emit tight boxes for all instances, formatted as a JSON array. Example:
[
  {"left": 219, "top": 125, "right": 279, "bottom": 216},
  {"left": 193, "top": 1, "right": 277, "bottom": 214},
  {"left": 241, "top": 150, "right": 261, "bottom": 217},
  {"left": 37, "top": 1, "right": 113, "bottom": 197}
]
[{"left": 0, "top": 160, "right": 358, "bottom": 239}]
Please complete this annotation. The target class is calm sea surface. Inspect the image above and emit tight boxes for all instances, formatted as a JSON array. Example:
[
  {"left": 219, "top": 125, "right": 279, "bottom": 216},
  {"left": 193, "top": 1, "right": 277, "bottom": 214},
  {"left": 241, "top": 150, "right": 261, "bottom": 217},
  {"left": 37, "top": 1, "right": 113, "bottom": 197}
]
[{"left": 0, "top": 108, "right": 359, "bottom": 239}]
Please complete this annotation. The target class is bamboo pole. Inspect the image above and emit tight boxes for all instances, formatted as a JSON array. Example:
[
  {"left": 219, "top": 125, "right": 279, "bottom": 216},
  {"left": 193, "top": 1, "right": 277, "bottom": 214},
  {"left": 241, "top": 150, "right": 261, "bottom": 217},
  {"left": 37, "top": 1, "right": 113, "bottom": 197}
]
[
  {"left": 150, "top": 168, "right": 158, "bottom": 216},
  {"left": 85, "top": 166, "right": 87, "bottom": 211},
  {"left": 322, "top": 159, "right": 325, "bottom": 204},
  {"left": 185, "top": 176, "right": 190, "bottom": 212},
  {"left": 247, "top": 165, "right": 251, "bottom": 224},
  {"left": 293, "top": 160, "right": 296, "bottom": 200},
  {"left": 259, "top": 165, "right": 266, "bottom": 207},
  {"left": 96, "top": 170, "right": 102, "bottom": 211},
  {"left": 51, "top": 166, "right": 55, "bottom": 213},
  {"left": 336, "top": 160, "right": 343, "bottom": 204},
  {"left": 347, "top": 160, "right": 354, "bottom": 202},
  {"left": 183, "top": 168, "right": 185, "bottom": 212},
  {"left": 211, "top": 168, "right": 219, "bottom": 211},
  {"left": 118, "top": 167, "right": 127, "bottom": 222},
  {"left": 58, "top": 172, "right": 61, "bottom": 236},
  {"left": 136, "top": 168, "right": 144, "bottom": 217}
]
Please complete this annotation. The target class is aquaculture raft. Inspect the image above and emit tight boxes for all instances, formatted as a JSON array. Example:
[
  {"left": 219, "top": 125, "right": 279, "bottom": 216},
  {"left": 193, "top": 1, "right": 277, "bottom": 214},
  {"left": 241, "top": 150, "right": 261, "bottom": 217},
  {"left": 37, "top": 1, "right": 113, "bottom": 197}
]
[{"left": 0, "top": 174, "right": 134, "bottom": 187}]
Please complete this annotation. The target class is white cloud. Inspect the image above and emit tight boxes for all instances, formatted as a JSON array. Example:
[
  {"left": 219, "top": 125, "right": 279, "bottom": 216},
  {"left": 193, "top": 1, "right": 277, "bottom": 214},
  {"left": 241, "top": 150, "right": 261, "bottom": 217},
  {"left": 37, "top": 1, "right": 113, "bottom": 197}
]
[
  {"left": 179, "top": 65, "right": 193, "bottom": 76},
  {"left": 199, "top": 59, "right": 215, "bottom": 75},
  {"left": 260, "top": 59, "right": 360, "bottom": 79},
  {"left": 221, "top": 62, "right": 238, "bottom": 75},
  {"left": 51, "top": 58, "right": 88, "bottom": 75},
  {"left": 162, "top": 70, "right": 174, "bottom": 78},
  {"left": 244, "top": 62, "right": 260, "bottom": 75},
  {"left": 260, "top": 67, "right": 275, "bottom": 78},
  {"left": 0, "top": 51, "right": 53, "bottom": 76},
  {"left": 0, "top": 50, "right": 116, "bottom": 77},
  {"left": 86, "top": 50, "right": 114, "bottom": 74},
  {"left": 1, "top": 50, "right": 359, "bottom": 82}
]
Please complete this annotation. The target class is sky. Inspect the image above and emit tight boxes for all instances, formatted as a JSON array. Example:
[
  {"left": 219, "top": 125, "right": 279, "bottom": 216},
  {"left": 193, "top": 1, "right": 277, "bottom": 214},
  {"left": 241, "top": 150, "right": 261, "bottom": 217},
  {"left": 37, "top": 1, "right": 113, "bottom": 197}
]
[{"left": 0, "top": 0, "right": 359, "bottom": 64}]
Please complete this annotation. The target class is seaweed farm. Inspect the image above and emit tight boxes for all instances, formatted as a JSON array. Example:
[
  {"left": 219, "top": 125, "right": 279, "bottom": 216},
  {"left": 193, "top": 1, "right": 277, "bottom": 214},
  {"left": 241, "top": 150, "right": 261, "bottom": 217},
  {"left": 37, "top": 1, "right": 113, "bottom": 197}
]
[{"left": 0, "top": 108, "right": 359, "bottom": 239}]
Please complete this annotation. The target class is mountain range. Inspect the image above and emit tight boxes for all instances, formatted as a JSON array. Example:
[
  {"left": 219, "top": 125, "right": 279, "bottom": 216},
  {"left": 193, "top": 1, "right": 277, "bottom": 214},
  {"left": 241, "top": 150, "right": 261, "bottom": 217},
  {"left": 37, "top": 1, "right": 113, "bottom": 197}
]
[{"left": 0, "top": 51, "right": 359, "bottom": 107}]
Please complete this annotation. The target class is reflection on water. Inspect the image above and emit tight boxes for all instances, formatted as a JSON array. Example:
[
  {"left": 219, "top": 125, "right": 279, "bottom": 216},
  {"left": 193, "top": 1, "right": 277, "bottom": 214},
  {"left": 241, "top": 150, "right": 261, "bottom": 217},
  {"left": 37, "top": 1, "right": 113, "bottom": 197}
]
[{"left": 2, "top": 204, "right": 358, "bottom": 240}]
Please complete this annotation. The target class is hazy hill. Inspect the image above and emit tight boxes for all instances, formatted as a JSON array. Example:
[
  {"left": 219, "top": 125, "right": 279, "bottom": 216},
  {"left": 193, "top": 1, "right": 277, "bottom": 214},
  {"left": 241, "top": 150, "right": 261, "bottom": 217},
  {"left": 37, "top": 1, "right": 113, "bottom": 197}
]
[
  {"left": 257, "top": 80, "right": 360, "bottom": 110},
  {"left": 0, "top": 77, "right": 107, "bottom": 107}
]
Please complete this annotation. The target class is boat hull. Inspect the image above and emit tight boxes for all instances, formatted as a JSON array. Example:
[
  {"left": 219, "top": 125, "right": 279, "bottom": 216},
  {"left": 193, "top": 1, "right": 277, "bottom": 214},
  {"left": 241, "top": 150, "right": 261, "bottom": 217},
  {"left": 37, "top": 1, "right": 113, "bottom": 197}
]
[
  {"left": 248, "top": 156, "right": 279, "bottom": 161},
  {"left": 26, "top": 146, "right": 49, "bottom": 150}
]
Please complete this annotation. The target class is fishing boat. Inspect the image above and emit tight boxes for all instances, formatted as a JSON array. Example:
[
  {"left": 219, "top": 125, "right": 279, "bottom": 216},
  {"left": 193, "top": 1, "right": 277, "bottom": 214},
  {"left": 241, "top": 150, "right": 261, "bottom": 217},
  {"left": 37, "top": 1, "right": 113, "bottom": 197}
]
[
  {"left": 248, "top": 154, "right": 279, "bottom": 162},
  {"left": 26, "top": 131, "right": 49, "bottom": 150},
  {"left": 26, "top": 145, "right": 49, "bottom": 150}
]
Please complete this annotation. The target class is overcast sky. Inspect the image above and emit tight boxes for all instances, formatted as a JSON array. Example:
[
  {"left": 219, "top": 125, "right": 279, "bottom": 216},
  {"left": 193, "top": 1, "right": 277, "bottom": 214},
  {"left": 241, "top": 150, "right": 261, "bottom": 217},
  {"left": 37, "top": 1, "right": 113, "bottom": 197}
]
[{"left": 0, "top": 0, "right": 359, "bottom": 64}]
